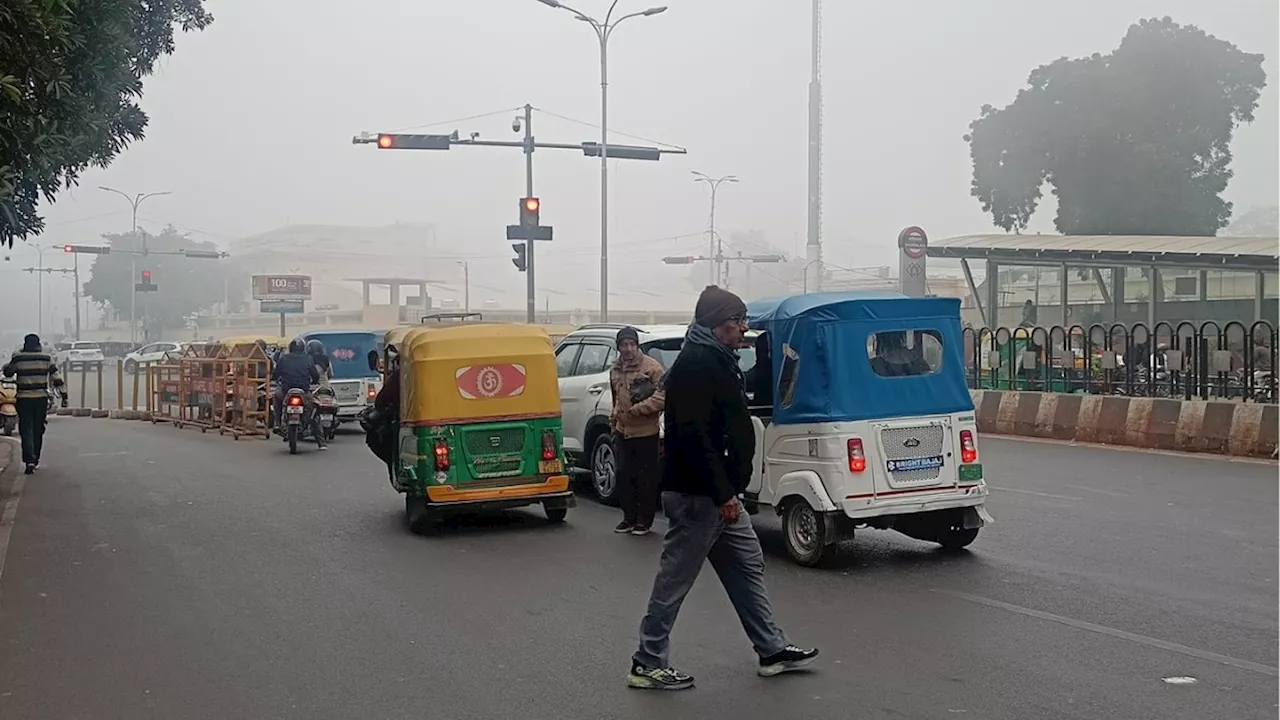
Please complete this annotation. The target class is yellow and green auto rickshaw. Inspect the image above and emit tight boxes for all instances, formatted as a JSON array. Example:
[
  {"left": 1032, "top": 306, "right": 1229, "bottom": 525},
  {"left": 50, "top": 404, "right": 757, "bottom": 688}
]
[{"left": 392, "top": 323, "right": 573, "bottom": 532}]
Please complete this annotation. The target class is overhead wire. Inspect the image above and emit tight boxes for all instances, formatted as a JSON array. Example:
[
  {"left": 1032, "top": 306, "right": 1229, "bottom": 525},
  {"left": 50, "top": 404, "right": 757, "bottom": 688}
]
[{"left": 531, "top": 106, "right": 687, "bottom": 151}]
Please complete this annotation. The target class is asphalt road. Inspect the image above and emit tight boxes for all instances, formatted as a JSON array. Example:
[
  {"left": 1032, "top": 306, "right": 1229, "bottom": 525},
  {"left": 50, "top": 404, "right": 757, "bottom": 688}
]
[{"left": 0, "top": 422, "right": 1275, "bottom": 720}]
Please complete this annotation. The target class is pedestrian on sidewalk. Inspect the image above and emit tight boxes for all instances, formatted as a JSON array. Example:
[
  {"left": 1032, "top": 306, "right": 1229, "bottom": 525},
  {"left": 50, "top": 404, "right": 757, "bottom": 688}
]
[
  {"left": 627, "top": 286, "right": 817, "bottom": 691},
  {"left": 2, "top": 334, "right": 66, "bottom": 475},
  {"left": 609, "top": 326, "right": 665, "bottom": 536}
]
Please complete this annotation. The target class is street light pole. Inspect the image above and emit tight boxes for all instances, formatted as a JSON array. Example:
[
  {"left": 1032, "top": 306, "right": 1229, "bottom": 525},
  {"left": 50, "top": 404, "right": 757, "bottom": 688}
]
[
  {"left": 537, "top": 0, "right": 668, "bottom": 322},
  {"left": 99, "top": 186, "right": 171, "bottom": 344},
  {"left": 691, "top": 172, "right": 738, "bottom": 286},
  {"left": 458, "top": 260, "right": 471, "bottom": 314}
]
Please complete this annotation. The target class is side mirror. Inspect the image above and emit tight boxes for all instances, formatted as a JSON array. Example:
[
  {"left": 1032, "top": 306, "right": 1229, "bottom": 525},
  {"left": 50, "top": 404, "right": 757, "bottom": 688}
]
[{"left": 367, "top": 350, "right": 380, "bottom": 373}]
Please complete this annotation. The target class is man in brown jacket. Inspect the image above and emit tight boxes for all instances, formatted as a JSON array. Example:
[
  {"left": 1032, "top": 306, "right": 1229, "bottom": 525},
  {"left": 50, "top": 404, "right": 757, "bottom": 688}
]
[{"left": 610, "top": 326, "right": 665, "bottom": 535}]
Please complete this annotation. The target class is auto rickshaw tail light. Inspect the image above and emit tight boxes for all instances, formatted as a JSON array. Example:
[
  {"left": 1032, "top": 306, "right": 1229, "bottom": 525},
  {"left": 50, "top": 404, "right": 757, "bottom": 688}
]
[
  {"left": 960, "top": 430, "right": 978, "bottom": 463},
  {"left": 433, "top": 438, "right": 450, "bottom": 471},
  {"left": 541, "top": 430, "right": 556, "bottom": 461},
  {"left": 847, "top": 438, "right": 866, "bottom": 472}
]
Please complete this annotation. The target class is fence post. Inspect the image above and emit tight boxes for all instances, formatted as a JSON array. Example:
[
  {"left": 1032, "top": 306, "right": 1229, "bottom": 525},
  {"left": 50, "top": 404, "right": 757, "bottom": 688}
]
[
  {"left": 117, "top": 360, "right": 124, "bottom": 410},
  {"left": 97, "top": 362, "right": 103, "bottom": 409},
  {"left": 79, "top": 364, "right": 87, "bottom": 408}
]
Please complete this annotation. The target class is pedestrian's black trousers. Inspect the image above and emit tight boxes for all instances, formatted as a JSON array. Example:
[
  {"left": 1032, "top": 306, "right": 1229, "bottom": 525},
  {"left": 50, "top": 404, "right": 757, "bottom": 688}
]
[
  {"left": 16, "top": 397, "right": 48, "bottom": 466},
  {"left": 615, "top": 433, "right": 661, "bottom": 528}
]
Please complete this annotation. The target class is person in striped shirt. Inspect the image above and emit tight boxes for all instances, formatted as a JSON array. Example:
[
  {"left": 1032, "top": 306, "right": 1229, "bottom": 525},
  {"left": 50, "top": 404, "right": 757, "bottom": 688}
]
[{"left": 2, "top": 334, "right": 66, "bottom": 474}]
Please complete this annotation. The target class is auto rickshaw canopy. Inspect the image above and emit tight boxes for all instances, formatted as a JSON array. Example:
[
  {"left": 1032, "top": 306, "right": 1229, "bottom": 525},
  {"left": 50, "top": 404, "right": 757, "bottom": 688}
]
[{"left": 399, "top": 323, "right": 560, "bottom": 425}]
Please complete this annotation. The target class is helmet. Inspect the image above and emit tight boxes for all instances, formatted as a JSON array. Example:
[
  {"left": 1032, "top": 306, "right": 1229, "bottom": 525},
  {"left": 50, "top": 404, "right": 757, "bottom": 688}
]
[
  {"left": 288, "top": 338, "right": 306, "bottom": 353},
  {"left": 306, "top": 339, "right": 325, "bottom": 356}
]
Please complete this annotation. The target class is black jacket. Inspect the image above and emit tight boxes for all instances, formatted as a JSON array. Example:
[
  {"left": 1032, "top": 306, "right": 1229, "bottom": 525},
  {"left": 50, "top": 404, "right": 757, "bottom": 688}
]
[
  {"left": 660, "top": 341, "right": 755, "bottom": 505},
  {"left": 272, "top": 350, "right": 319, "bottom": 391}
]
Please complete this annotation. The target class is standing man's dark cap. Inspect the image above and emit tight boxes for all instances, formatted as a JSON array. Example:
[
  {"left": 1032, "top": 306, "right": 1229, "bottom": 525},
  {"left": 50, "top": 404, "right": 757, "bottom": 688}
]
[
  {"left": 694, "top": 285, "right": 748, "bottom": 327},
  {"left": 22, "top": 334, "right": 40, "bottom": 351},
  {"left": 616, "top": 326, "right": 640, "bottom": 349}
]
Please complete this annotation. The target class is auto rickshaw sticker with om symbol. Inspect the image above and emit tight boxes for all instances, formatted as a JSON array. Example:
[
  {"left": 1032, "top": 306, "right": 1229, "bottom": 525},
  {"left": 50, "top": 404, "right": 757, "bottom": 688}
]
[{"left": 455, "top": 364, "right": 527, "bottom": 399}]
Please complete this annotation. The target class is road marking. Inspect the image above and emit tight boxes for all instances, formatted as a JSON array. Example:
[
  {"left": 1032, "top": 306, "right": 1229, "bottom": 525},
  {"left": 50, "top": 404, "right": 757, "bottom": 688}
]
[
  {"left": 932, "top": 588, "right": 1278, "bottom": 677},
  {"left": 1062, "top": 484, "right": 1131, "bottom": 498},
  {"left": 0, "top": 438, "right": 24, "bottom": 600},
  {"left": 78, "top": 451, "right": 130, "bottom": 457},
  {"left": 988, "top": 486, "right": 1082, "bottom": 501}
]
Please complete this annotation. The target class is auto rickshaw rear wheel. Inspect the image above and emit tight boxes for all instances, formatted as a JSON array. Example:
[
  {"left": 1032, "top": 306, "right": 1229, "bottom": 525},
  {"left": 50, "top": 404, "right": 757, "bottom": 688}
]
[
  {"left": 781, "top": 499, "right": 830, "bottom": 568},
  {"left": 405, "top": 495, "right": 435, "bottom": 535},
  {"left": 544, "top": 505, "right": 567, "bottom": 523}
]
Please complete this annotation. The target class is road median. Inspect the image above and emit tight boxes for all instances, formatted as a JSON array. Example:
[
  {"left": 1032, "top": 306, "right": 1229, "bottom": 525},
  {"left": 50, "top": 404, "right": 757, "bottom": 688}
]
[{"left": 972, "top": 390, "right": 1279, "bottom": 459}]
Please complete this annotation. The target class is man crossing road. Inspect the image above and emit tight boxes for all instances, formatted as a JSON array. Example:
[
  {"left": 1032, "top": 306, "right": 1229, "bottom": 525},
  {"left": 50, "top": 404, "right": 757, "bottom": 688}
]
[{"left": 2, "top": 334, "right": 66, "bottom": 474}]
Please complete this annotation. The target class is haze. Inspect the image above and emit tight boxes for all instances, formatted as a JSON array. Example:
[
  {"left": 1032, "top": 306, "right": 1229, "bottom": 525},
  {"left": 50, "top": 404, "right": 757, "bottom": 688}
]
[{"left": 2, "top": 0, "right": 1277, "bottom": 325}]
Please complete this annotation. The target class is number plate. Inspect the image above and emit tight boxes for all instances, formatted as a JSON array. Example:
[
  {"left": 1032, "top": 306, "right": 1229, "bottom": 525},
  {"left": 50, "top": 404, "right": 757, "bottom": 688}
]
[
  {"left": 286, "top": 406, "right": 304, "bottom": 414},
  {"left": 958, "top": 463, "right": 984, "bottom": 481},
  {"left": 538, "top": 459, "right": 563, "bottom": 474},
  {"left": 320, "top": 416, "right": 333, "bottom": 426},
  {"left": 886, "top": 456, "right": 944, "bottom": 472}
]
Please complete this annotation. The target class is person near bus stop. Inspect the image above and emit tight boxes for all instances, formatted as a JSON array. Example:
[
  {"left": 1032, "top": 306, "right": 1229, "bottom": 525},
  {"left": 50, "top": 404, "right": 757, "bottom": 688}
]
[
  {"left": 271, "top": 338, "right": 324, "bottom": 448},
  {"left": 609, "top": 326, "right": 665, "bottom": 536},
  {"left": 2, "top": 334, "right": 67, "bottom": 474},
  {"left": 627, "top": 286, "right": 817, "bottom": 691}
]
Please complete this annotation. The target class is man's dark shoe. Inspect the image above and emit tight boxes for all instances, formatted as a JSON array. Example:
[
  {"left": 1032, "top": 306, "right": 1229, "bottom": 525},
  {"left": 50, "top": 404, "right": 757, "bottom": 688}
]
[
  {"left": 614, "top": 521, "right": 634, "bottom": 534},
  {"left": 630, "top": 526, "right": 652, "bottom": 536},
  {"left": 758, "top": 646, "right": 819, "bottom": 677},
  {"left": 24, "top": 463, "right": 35, "bottom": 475},
  {"left": 627, "top": 662, "right": 694, "bottom": 690}
]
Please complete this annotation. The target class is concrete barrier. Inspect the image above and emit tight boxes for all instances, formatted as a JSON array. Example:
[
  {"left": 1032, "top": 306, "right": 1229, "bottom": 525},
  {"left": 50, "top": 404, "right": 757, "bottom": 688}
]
[{"left": 971, "top": 390, "right": 1279, "bottom": 459}]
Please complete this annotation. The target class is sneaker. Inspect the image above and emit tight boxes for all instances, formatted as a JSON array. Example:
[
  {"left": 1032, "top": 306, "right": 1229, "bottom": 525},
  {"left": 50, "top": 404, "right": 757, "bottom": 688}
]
[
  {"left": 758, "top": 646, "right": 819, "bottom": 677},
  {"left": 24, "top": 463, "right": 35, "bottom": 475},
  {"left": 614, "top": 521, "right": 634, "bottom": 533},
  {"left": 627, "top": 662, "right": 694, "bottom": 691},
  {"left": 630, "top": 526, "right": 652, "bottom": 536}
]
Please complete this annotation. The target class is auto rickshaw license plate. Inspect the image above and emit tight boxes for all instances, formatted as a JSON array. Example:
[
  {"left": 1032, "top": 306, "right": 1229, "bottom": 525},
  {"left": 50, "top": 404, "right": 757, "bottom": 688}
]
[
  {"left": 538, "top": 459, "right": 563, "bottom": 474},
  {"left": 886, "top": 456, "right": 944, "bottom": 472},
  {"left": 958, "top": 463, "right": 984, "bottom": 481}
]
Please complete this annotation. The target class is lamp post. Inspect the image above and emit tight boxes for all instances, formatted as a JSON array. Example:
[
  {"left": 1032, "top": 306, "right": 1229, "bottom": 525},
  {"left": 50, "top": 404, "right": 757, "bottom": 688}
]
[
  {"left": 535, "top": 0, "right": 667, "bottom": 322},
  {"left": 691, "top": 171, "right": 738, "bottom": 286},
  {"left": 801, "top": 258, "right": 824, "bottom": 293},
  {"left": 457, "top": 260, "right": 471, "bottom": 314},
  {"left": 99, "top": 186, "right": 171, "bottom": 344}
]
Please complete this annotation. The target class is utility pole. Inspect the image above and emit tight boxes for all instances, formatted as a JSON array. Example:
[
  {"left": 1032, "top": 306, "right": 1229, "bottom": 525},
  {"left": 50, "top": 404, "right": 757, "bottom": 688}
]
[
  {"left": 692, "top": 172, "right": 738, "bottom": 287},
  {"left": 22, "top": 267, "right": 75, "bottom": 337},
  {"left": 99, "top": 187, "right": 171, "bottom": 344},
  {"left": 457, "top": 260, "right": 471, "bottom": 314},
  {"left": 354, "top": 109, "right": 684, "bottom": 324}
]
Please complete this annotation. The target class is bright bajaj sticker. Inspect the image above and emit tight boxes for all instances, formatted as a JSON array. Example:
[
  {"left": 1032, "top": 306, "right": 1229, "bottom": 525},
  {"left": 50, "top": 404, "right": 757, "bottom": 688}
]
[{"left": 886, "top": 456, "right": 944, "bottom": 472}]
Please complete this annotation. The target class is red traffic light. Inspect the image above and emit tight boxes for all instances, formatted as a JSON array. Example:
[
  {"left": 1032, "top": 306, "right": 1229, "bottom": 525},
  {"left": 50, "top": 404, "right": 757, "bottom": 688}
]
[
  {"left": 377, "top": 134, "right": 394, "bottom": 149},
  {"left": 524, "top": 197, "right": 540, "bottom": 213},
  {"left": 63, "top": 245, "right": 73, "bottom": 253},
  {"left": 141, "top": 270, "right": 151, "bottom": 281}
]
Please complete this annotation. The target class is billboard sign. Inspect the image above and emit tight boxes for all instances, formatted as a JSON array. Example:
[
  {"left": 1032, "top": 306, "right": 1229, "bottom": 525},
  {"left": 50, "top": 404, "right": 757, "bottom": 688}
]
[
  {"left": 252, "top": 274, "right": 312, "bottom": 301},
  {"left": 260, "top": 300, "right": 305, "bottom": 314}
]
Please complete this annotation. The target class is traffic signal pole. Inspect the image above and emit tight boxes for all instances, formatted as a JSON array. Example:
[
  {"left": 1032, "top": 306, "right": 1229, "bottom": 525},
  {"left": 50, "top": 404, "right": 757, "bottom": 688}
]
[{"left": 523, "top": 104, "right": 536, "bottom": 324}]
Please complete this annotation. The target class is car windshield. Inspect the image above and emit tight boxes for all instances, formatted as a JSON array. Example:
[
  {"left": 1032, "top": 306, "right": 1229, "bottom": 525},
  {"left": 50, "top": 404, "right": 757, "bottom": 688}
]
[{"left": 642, "top": 337, "right": 758, "bottom": 373}]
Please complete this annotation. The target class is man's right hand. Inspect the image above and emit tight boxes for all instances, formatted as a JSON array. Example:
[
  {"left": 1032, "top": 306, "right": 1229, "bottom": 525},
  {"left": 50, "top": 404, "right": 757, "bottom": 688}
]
[{"left": 718, "top": 498, "right": 741, "bottom": 524}]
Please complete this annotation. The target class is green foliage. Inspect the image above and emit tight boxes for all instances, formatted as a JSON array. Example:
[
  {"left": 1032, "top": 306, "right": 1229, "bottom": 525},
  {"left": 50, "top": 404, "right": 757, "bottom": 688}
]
[
  {"left": 1225, "top": 206, "right": 1279, "bottom": 236},
  {"left": 82, "top": 226, "right": 238, "bottom": 332},
  {"left": 0, "top": 0, "right": 213, "bottom": 248},
  {"left": 965, "top": 17, "right": 1267, "bottom": 236}
]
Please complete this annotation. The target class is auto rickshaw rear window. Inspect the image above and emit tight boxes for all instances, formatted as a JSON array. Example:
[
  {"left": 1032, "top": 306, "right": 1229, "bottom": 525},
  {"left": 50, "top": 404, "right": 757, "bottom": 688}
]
[{"left": 867, "top": 330, "right": 944, "bottom": 378}]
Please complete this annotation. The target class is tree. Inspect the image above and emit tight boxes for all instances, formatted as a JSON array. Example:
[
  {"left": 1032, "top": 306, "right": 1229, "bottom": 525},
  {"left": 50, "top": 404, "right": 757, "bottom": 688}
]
[
  {"left": 965, "top": 17, "right": 1267, "bottom": 236},
  {"left": 0, "top": 0, "right": 213, "bottom": 248},
  {"left": 82, "top": 227, "right": 237, "bottom": 333}
]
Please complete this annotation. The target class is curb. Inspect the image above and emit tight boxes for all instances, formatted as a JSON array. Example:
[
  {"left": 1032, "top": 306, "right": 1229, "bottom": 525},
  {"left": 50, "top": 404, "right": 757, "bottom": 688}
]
[{"left": 972, "top": 390, "right": 1279, "bottom": 459}]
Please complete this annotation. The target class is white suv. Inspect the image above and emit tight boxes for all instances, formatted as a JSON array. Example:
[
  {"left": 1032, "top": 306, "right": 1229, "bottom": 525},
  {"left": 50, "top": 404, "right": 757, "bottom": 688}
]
[{"left": 554, "top": 324, "right": 758, "bottom": 504}]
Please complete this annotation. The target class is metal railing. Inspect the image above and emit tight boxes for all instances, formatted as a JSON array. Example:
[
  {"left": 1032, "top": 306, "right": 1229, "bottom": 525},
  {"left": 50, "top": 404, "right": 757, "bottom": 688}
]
[{"left": 963, "top": 321, "right": 1278, "bottom": 402}]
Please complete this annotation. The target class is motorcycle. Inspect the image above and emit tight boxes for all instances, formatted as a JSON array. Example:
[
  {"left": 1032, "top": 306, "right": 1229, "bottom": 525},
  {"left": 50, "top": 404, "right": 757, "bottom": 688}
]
[
  {"left": 0, "top": 379, "right": 17, "bottom": 436},
  {"left": 313, "top": 385, "right": 339, "bottom": 441},
  {"left": 1252, "top": 370, "right": 1275, "bottom": 404},
  {"left": 276, "top": 387, "right": 317, "bottom": 454}
]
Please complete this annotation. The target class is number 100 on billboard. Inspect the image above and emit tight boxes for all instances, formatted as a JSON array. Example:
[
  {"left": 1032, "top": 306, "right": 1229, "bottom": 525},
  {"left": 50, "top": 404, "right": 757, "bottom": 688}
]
[{"left": 252, "top": 274, "right": 312, "bottom": 301}]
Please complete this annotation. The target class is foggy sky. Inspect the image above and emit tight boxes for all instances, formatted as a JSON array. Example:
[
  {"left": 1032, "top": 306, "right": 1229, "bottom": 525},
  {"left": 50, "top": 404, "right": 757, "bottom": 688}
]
[{"left": 2, "top": 0, "right": 1277, "bottom": 326}]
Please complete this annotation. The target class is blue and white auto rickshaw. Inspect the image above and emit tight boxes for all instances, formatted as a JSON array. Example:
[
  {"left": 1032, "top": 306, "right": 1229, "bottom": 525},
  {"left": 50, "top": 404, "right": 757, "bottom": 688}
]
[
  {"left": 743, "top": 291, "right": 992, "bottom": 567},
  {"left": 298, "top": 330, "right": 383, "bottom": 428}
]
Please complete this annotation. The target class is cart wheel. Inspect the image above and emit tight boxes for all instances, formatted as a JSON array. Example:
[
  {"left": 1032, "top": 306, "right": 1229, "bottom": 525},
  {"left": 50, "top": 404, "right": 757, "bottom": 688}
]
[
  {"left": 405, "top": 495, "right": 434, "bottom": 535},
  {"left": 937, "top": 527, "right": 979, "bottom": 551},
  {"left": 544, "top": 505, "right": 568, "bottom": 523},
  {"left": 781, "top": 500, "right": 830, "bottom": 567}
]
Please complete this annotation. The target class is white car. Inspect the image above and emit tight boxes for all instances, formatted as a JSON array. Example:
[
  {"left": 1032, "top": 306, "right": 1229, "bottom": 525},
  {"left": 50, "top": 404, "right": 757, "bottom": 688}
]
[
  {"left": 554, "top": 324, "right": 758, "bottom": 504},
  {"left": 123, "top": 341, "right": 184, "bottom": 374},
  {"left": 56, "top": 341, "right": 105, "bottom": 370}
]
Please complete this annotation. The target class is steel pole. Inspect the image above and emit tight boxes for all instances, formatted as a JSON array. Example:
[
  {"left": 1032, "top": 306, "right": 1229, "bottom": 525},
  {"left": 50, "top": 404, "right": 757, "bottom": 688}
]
[
  {"left": 73, "top": 252, "right": 81, "bottom": 340},
  {"left": 524, "top": 104, "right": 536, "bottom": 324},
  {"left": 130, "top": 203, "right": 138, "bottom": 344},
  {"left": 37, "top": 247, "right": 44, "bottom": 336},
  {"left": 598, "top": 33, "right": 610, "bottom": 322}
]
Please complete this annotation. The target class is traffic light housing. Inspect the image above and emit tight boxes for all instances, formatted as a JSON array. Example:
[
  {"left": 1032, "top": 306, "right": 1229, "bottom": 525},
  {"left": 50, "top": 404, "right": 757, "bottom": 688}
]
[
  {"left": 520, "top": 197, "right": 540, "bottom": 228},
  {"left": 512, "top": 242, "right": 528, "bottom": 272},
  {"left": 141, "top": 270, "right": 151, "bottom": 282},
  {"left": 63, "top": 245, "right": 73, "bottom": 253}
]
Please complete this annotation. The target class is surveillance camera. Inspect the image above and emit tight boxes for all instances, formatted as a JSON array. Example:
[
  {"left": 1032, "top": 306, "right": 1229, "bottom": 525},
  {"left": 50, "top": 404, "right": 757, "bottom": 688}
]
[
  {"left": 512, "top": 117, "right": 522, "bottom": 133},
  {"left": 470, "top": 132, "right": 480, "bottom": 140}
]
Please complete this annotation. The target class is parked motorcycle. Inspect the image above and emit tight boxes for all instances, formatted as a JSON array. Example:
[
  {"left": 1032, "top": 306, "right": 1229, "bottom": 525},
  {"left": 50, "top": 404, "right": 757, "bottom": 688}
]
[{"left": 0, "top": 379, "right": 17, "bottom": 436}]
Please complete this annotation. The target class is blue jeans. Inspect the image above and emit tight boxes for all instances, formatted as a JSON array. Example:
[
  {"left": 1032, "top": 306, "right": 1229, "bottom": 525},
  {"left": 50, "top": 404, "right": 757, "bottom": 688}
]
[{"left": 634, "top": 491, "right": 789, "bottom": 668}]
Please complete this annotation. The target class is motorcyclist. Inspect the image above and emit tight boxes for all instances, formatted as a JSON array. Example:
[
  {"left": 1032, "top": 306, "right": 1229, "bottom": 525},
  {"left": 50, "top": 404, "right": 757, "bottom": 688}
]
[
  {"left": 271, "top": 338, "right": 324, "bottom": 448},
  {"left": 306, "top": 339, "right": 332, "bottom": 386}
]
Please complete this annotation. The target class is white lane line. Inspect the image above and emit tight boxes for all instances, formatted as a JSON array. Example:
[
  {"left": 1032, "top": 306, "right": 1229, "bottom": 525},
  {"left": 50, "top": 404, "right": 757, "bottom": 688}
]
[
  {"left": 1063, "top": 484, "right": 1131, "bottom": 498},
  {"left": 988, "top": 486, "right": 1083, "bottom": 501},
  {"left": 932, "top": 588, "right": 1279, "bottom": 678},
  {"left": 0, "top": 438, "right": 24, "bottom": 599}
]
